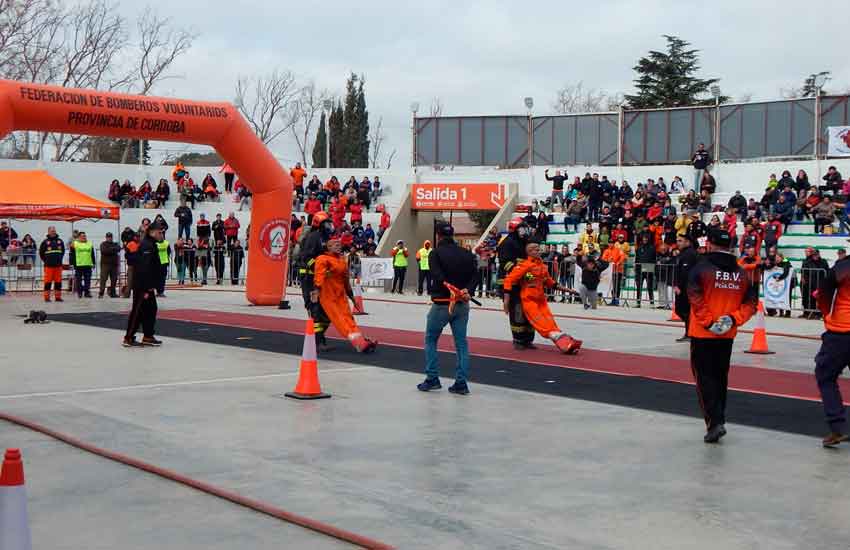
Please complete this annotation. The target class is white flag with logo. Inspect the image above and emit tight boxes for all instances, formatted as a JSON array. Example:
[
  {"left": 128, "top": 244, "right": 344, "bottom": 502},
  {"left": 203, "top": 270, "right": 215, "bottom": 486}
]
[
  {"left": 827, "top": 126, "right": 850, "bottom": 157},
  {"left": 359, "top": 257, "right": 394, "bottom": 284},
  {"left": 763, "top": 267, "right": 791, "bottom": 310}
]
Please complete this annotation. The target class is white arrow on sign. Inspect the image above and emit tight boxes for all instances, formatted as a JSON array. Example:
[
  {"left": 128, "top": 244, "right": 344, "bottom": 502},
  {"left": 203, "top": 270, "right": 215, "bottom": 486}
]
[{"left": 490, "top": 183, "right": 507, "bottom": 208}]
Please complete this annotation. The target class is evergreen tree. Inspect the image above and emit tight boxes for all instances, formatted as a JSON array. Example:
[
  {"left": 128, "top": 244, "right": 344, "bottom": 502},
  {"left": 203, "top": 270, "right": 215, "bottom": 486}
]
[
  {"left": 624, "top": 35, "right": 725, "bottom": 109},
  {"left": 312, "top": 111, "right": 327, "bottom": 168},
  {"left": 329, "top": 102, "right": 345, "bottom": 168},
  {"left": 341, "top": 73, "right": 359, "bottom": 167},
  {"left": 356, "top": 76, "right": 370, "bottom": 168}
]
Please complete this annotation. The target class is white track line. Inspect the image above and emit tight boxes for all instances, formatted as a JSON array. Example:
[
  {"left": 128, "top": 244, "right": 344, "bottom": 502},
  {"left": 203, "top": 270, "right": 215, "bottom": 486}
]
[{"left": 0, "top": 366, "right": 374, "bottom": 400}]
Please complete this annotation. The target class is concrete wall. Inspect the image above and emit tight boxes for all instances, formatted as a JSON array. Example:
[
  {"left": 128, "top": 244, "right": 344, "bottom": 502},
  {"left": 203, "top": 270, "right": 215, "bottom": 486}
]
[{"left": 374, "top": 185, "right": 443, "bottom": 291}]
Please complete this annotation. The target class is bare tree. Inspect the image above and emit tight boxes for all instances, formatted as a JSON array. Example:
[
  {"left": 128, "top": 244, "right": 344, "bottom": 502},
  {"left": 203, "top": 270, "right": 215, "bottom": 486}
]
[
  {"left": 369, "top": 116, "right": 386, "bottom": 168},
  {"left": 429, "top": 97, "right": 443, "bottom": 117},
  {"left": 385, "top": 148, "right": 397, "bottom": 170},
  {"left": 118, "top": 10, "right": 193, "bottom": 162},
  {"left": 235, "top": 69, "right": 299, "bottom": 145},
  {"left": 552, "top": 81, "right": 616, "bottom": 114},
  {"left": 290, "top": 81, "right": 329, "bottom": 166},
  {"left": 51, "top": 0, "right": 128, "bottom": 161}
]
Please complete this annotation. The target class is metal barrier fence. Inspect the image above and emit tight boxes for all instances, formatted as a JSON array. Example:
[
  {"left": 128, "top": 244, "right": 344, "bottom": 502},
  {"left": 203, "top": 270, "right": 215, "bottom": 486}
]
[{"left": 1, "top": 247, "right": 832, "bottom": 317}]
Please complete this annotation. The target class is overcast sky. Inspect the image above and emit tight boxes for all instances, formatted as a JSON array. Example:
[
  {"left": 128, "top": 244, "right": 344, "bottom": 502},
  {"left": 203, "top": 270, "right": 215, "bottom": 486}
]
[{"left": 119, "top": 0, "right": 850, "bottom": 168}]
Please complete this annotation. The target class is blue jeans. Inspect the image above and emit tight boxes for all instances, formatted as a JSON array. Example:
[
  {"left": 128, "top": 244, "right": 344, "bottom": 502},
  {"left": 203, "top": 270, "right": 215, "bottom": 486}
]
[
  {"left": 425, "top": 302, "right": 470, "bottom": 384},
  {"left": 178, "top": 223, "right": 191, "bottom": 240},
  {"left": 837, "top": 211, "right": 850, "bottom": 234}
]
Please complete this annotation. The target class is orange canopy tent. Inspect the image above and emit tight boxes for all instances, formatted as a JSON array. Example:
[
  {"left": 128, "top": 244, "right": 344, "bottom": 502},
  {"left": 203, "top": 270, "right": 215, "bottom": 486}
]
[{"left": 0, "top": 170, "right": 119, "bottom": 222}]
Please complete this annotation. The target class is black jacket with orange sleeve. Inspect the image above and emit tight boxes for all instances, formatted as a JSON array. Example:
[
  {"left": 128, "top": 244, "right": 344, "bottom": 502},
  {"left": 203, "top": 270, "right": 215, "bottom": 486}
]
[
  {"left": 817, "top": 257, "right": 850, "bottom": 333},
  {"left": 686, "top": 252, "right": 758, "bottom": 339}
]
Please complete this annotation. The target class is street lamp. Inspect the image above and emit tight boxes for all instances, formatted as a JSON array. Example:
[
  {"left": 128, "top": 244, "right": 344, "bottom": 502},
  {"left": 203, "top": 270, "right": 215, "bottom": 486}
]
[
  {"left": 322, "top": 98, "right": 333, "bottom": 169},
  {"left": 524, "top": 97, "right": 534, "bottom": 194},
  {"left": 812, "top": 71, "right": 831, "bottom": 172},
  {"left": 411, "top": 102, "right": 419, "bottom": 169},
  {"left": 710, "top": 85, "right": 721, "bottom": 162}
]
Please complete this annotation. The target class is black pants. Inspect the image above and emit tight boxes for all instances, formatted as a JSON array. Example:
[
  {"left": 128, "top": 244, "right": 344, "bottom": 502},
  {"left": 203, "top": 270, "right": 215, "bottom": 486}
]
[
  {"left": 675, "top": 293, "right": 690, "bottom": 336},
  {"left": 224, "top": 173, "right": 234, "bottom": 193},
  {"left": 214, "top": 257, "right": 225, "bottom": 283},
  {"left": 392, "top": 267, "right": 407, "bottom": 293},
  {"left": 814, "top": 217, "right": 832, "bottom": 234},
  {"left": 417, "top": 268, "right": 430, "bottom": 294},
  {"left": 125, "top": 288, "right": 158, "bottom": 339},
  {"left": 815, "top": 331, "right": 850, "bottom": 432},
  {"left": 99, "top": 263, "right": 118, "bottom": 297},
  {"left": 636, "top": 268, "right": 655, "bottom": 304},
  {"left": 75, "top": 266, "right": 92, "bottom": 296},
  {"left": 508, "top": 288, "right": 535, "bottom": 345},
  {"left": 158, "top": 264, "right": 168, "bottom": 294},
  {"left": 690, "top": 338, "right": 734, "bottom": 429}
]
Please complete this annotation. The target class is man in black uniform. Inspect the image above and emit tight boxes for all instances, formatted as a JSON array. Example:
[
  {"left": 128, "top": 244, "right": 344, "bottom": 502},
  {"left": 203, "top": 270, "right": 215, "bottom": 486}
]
[
  {"left": 674, "top": 233, "right": 698, "bottom": 342},
  {"left": 123, "top": 221, "right": 164, "bottom": 347},
  {"left": 687, "top": 229, "right": 757, "bottom": 443},
  {"left": 417, "top": 224, "right": 478, "bottom": 395},
  {"left": 498, "top": 217, "right": 534, "bottom": 349},
  {"left": 297, "top": 211, "right": 335, "bottom": 349}
]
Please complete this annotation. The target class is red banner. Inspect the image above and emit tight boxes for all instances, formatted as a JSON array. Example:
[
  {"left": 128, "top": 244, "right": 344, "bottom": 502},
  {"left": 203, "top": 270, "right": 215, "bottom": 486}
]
[{"left": 411, "top": 183, "right": 507, "bottom": 210}]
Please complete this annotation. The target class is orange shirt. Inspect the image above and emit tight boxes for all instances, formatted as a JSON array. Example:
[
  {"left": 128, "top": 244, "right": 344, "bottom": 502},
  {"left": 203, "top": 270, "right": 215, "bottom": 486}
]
[
  {"left": 290, "top": 167, "right": 307, "bottom": 187},
  {"left": 314, "top": 253, "right": 349, "bottom": 301},
  {"left": 601, "top": 246, "right": 626, "bottom": 273},
  {"left": 818, "top": 257, "right": 850, "bottom": 333},
  {"left": 687, "top": 252, "right": 758, "bottom": 339},
  {"left": 503, "top": 256, "right": 555, "bottom": 301}
]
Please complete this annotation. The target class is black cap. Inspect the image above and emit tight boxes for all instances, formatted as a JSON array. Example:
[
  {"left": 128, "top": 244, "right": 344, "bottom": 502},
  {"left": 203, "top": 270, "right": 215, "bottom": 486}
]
[
  {"left": 707, "top": 228, "right": 732, "bottom": 248},
  {"left": 148, "top": 220, "right": 165, "bottom": 232},
  {"left": 438, "top": 224, "right": 455, "bottom": 238}
]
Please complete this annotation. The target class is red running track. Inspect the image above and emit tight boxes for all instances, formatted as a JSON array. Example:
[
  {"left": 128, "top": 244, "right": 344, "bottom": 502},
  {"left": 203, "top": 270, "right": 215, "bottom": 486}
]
[{"left": 158, "top": 309, "right": 849, "bottom": 405}]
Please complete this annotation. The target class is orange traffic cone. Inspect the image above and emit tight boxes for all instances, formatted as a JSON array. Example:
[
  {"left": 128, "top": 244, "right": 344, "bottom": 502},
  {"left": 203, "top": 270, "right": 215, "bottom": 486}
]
[
  {"left": 285, "top": 318, "right": 331, "bottom": 400},
  {"left": 669, "top": 309, "right": 682, "bottom": 322},
  {"left": 0, "top": 449, "right": 32, "bottom": 550},
  {"left": 352, "top": 278, "right": 367, "bottom": 315},
  {"left": 744, "top": 301, "right": 775, "bottom": 355}
]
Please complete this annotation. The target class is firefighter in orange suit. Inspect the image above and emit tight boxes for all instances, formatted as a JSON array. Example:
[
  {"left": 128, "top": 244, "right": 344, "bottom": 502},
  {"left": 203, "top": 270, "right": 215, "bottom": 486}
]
[
  {"left": 503, "top": 241, "right": 582, "bottom": 354},
  {"left": 313, "top": 237, "right": 377, "bottom": 353},
  {"left": 39, "top": 225, "right": 65, "bottom": 302},
  {"left": 687, "top": 228, "right": 758, "bottom": 444}
]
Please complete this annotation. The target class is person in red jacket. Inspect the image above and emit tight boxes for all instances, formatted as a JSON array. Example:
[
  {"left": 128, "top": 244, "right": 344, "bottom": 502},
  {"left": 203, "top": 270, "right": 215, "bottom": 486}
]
[
  {"left": 330, "top": 198, "right": 346, "bottom": 230},
  {"left": 223, "top": 212, "right": 240, "bottom": 248},
  {"left": 349, "top": 198, "right": 364, "bottom": 225},
  {"left": 815, "top": 253, "right": 850, "bottom": 447},
  {"left": 304, "top": 193, "right": 323, "bottom": 224},
  {"left": 378, "top": 209, "right": 391, "bottom": 241},
  {"left": 687, "top": 228, "right": 758, "bottom": 443},
  {"left": 738, "top": 222, "right": 762, "bottom": 257}
]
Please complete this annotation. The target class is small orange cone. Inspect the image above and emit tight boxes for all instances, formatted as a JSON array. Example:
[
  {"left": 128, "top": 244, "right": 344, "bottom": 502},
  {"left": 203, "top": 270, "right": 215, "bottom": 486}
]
[
  {"left": 669, "top": 309, "right": 682, "bottom": 322},
  {"left": 0, "top": 449, "right": 32, "bottom": 550},
  {"left": 744, "top": 301, "right": 775, "bottom": 355},
  {"left": 352, "top": 278, "right": 367, "bottom": 315},
  {"left": 285, "top": 318, "right": 331, "bottom": 400}
]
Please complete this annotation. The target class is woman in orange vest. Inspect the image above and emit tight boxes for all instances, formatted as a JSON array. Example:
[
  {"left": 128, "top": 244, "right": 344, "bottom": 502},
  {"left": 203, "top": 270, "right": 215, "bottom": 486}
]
[
  {"left": 503, "top": 241, "right": 582, "bottom": 354},
  {"left": 313, "top": 237, "right": 377, "bottom": 353}
]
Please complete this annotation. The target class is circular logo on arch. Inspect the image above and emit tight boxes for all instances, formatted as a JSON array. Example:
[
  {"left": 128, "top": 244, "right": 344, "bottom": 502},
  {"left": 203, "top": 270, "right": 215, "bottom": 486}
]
[{"left": 259, "top": 219, "right": 289, "bottom": 261}]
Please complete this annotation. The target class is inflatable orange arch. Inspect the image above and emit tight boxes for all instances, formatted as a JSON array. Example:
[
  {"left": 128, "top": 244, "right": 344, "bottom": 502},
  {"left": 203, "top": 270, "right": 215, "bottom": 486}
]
[{"left": 0, "top": 79, "right": 293, "bottom": 305}]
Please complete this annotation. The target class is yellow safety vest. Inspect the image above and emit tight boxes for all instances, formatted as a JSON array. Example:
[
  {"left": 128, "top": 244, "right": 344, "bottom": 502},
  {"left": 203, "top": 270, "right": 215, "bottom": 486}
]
[
  {"left": 418, "top": 248, "right": 431, "bottom": 270},
  {"left": 74, "top": 241, "right": 93, "bottom": 267},
  {"left": 393, "top": 248, "right": 408, "bottom": 268},
  {"left": 157, "top": 240, "right": 170, "bottom": 265}
]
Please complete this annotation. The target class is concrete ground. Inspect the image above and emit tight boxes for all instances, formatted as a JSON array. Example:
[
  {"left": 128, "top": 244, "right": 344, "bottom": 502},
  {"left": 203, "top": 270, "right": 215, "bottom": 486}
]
[{"left": 0, "top": 288, "right": 848, "bottom": 549}]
